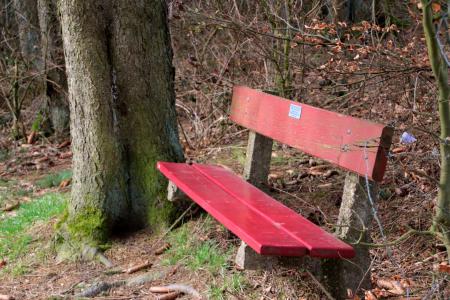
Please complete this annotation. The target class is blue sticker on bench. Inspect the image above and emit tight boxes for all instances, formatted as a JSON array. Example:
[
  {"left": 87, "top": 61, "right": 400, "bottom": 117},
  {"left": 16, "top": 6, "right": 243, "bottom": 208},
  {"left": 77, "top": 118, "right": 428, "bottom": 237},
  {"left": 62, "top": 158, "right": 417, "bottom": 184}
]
[{"left": 288, "top": 104, "right": 302, "bottom": 119}]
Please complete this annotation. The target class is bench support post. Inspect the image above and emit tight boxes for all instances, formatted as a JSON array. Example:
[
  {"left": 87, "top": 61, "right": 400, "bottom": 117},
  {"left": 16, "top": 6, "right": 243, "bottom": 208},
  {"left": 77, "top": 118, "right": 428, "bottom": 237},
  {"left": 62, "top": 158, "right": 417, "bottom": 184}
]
[
  {"left": 243, "top": 131, "right": 273, "bottom": 190},
  {"left": 167, "top": 180, "right": 189, "bottom": 202},
  {"left": 235, "top": 131, "right": 273, "bottom": 269},
  {"left": 322, "top": 172, "right": 378, "bottom": 298}
]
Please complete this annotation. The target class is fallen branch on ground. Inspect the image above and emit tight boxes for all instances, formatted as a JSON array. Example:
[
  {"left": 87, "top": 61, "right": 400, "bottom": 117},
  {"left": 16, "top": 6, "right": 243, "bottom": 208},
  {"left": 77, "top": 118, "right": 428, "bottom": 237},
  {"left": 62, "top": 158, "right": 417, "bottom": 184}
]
[
  {"left": 154, "top": 243, "right": 171, "bottom": 255},
  {"left": 125, "top": 260, "right": 153, "bottom": 274},
  {"left": 149, "top": 284, "right": 202, "bottom": 299},
  {"left": 157, "top": 291, "right": 181, "bottom": 300}
]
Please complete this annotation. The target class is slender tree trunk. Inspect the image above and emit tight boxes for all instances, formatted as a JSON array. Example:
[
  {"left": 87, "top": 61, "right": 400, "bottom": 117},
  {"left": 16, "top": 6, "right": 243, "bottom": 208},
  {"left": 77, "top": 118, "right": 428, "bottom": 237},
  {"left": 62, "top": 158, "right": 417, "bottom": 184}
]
[
  {"left": 57, "top": 0, "right": 184, "bottom": 251},
  {"left": 421, "top": 0, "right": 450, "bottom": 258},
  {"left": 37, "top": 0, "right": 69, "bottom": 136},
  {"left": 13, "top": 0, "right": 41, "bottom": 66}
]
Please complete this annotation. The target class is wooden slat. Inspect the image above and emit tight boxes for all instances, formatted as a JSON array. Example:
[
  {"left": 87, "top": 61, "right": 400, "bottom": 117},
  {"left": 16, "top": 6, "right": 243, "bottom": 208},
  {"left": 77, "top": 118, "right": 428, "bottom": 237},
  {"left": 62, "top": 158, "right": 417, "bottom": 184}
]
[
  {"left": 157, "top": 162, "right": 355, "bottom": 258},
  {"left": 230, "top": 86, "right": 393, "bottom": 182}
]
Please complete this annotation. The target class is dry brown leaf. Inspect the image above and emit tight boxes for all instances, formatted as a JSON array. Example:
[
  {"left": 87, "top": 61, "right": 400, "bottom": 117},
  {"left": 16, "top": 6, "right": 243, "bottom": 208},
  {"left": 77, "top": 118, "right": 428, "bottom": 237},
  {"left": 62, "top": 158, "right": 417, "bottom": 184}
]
[
  {"left": 59, "top": 179, "right": 72, "bottom": 188},
  {"left": 432, "top": 3, "right": 441, "bottom": 13},
  {"left": 57, "top": 140, "right": 71, "bottom": 149},
  {"left": 438, "top": 262, "right": 450, "bottom": 274},
  {"left": 0, "top": 260, "right": 6, "bottom": 269},
  {"left": 376, "top": 278, "right": 405, "bottom": 295},
  {"left": 59, "top": 151, "right": 73, "bottom": 159},
  {"left": 392, "top": 147, "right": 406, "bottom": 154},
  {"left": 35, "top": 156, "right": 49, "bottom": 163},
  {"left": 364, "top": 290, "right": 377, "bottom": 300}
]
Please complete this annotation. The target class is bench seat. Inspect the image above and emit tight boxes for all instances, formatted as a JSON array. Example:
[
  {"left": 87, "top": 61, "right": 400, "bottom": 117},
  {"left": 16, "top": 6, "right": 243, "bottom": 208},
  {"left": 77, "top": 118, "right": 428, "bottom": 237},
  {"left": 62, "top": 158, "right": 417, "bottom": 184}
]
[{"left": 157, "top": 161, "right": 355, "bottom": 259}]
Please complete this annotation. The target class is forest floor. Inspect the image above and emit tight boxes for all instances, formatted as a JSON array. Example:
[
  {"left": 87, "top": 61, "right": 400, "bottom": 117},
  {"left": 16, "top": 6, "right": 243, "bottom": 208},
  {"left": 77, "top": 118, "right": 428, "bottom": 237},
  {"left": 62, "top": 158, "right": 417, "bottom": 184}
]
[{"left": 0, "top": 127, "right": 448, "bottom": 299}]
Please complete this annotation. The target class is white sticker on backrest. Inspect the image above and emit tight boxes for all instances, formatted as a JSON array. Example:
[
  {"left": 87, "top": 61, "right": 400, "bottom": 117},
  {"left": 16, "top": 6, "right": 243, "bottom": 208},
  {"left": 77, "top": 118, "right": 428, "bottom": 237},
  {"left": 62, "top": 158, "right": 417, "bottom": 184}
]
[{"left": 288, "top": 104, "right": 302, "bottom": 119}]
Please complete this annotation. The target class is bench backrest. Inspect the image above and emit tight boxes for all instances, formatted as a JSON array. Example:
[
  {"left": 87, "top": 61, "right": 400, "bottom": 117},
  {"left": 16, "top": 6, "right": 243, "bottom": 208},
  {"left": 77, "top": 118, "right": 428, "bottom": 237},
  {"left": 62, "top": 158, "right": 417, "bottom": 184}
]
[{"left": 230, "top": 86, "right": 393, "bottom": 182}]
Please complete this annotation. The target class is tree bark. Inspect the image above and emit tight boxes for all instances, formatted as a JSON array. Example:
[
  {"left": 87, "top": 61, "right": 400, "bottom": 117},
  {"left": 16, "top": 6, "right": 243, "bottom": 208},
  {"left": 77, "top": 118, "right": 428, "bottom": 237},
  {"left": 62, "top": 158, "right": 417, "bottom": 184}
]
[
  {"left": 331, "top": 0, "right": 372, "bottom": 23},
  {"left": 57, "top": 0, "right": 184, "bottom": 249},
  {"left": 109, "top": 0, "right": 184, "bottom": 227},
  {"left": 421, "top": 0, "right": 450, "bottom": 258},
  {"left": 37, "top": 0, "right": 69, "bottom": 136}
]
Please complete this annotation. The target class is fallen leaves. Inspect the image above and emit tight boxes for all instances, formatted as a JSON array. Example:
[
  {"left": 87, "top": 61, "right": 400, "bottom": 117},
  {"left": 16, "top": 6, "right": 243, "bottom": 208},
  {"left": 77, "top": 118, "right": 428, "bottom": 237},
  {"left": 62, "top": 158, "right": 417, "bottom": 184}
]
[
  {"left": 376, "top": 278, "right": 405, "bottom": 295},
  {"left": 371, "top": 277, "right": 413, "bottom": 298},
  {"left": 59, "top": 151, "right": 72, "bottom": 159},
  {"left": 436, "top": 261, "right": 450, "bottom": 274}
]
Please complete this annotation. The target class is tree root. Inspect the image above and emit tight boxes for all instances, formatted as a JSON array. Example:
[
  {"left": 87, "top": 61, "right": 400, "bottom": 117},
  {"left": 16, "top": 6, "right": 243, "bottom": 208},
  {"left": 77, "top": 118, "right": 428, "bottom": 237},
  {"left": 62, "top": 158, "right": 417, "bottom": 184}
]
[
  {"left": 76, "top": 281, "right": 124, "bottom": 298},
  {"left": 74, "top": 270, "right": 167, "bottom": 298},
  {"left": 80, "top": 245, "right": 114, "bottom": 268}
]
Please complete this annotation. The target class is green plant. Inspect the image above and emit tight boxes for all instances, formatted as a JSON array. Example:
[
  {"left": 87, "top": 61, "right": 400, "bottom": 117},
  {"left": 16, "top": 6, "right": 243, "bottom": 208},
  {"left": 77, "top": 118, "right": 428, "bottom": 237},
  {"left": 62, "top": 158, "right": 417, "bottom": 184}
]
[
  {"left": 208, "top": 273, "right": 247, "bottom": 299},
  {"left": 0, "top": 193, "right": 67, "bottom": 265},
  {"left": 189, "top": 240, "right": 227, "bottom": 273},
  {"left": 163, "top": 217, "right": 231, "bottom": 275},
  {"left": 36, "top": 169, "right": 72, "bottom": 189}
]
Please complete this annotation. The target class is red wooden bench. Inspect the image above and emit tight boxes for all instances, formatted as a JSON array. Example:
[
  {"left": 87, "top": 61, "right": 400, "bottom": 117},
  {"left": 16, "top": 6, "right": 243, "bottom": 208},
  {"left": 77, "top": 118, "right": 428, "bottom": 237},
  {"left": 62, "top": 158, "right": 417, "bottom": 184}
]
[{"left": 157, "top": 86, "right": 393, "bottom": 260}]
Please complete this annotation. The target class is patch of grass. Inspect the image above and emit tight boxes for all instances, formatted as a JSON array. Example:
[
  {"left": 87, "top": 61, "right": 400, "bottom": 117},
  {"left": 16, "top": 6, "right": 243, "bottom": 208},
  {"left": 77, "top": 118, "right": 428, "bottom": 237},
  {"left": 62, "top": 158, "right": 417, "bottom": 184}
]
[
  {"left": 208, "top": 273, "right": 247, "bottom": 299},
  {"left": 0, "top": 193, "right": 67, "bottom": 264},
  {"left": 189, "top": 240, "right": 227, "bottom": 272},
  {"left": 163, "top": 217, "right": 230, "bottom": 275},
  {"left": 162, "top": 216, "right": 249, "bottom": 299},
  {"left": 36, "top": 169, "right": 72, "bottom": 189},
  {"left": 230, "top": 148, "right": 246, "bottom": 167}
]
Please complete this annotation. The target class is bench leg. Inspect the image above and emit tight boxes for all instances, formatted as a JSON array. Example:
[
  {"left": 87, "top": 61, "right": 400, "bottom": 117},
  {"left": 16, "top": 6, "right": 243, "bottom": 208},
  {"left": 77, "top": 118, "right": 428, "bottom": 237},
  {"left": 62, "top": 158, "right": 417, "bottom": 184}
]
[
  {"left": 235, "top": 241, "right": 279, "bottom": 270},
  {"left": 244, "top": 131, "right": 273, "bottom": 191},
  {"left": 167, "top": 180, "right": 188, "bottom": 202},
  {"left": 235, "top": 132, "right": 274, "bottom": 269},
  {"left": 322, "top": 172, "right": 378, "bottom": 298}
]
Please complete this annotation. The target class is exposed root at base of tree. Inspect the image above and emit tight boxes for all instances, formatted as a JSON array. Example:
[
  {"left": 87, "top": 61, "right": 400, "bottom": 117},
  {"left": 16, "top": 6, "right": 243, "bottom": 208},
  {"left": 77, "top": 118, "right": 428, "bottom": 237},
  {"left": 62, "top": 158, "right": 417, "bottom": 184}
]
[
  {"left": 51, "top": 270, "right": 169, "bottom": 298},
  {"left": 81, "top": 245, "right": 113, "bottom": 268}
]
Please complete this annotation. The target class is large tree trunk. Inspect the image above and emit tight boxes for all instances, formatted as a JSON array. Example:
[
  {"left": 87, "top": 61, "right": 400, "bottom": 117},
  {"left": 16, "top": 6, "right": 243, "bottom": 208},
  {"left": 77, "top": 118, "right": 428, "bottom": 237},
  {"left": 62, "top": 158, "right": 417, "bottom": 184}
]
[
  {"left": 37, "top": 0, "right": 69, "bottom": 136},
  {"left": 109, "top": 1, "right": 184, "bottom": 226},
  {"left": 13, "top": 0, "right": 41, "bottom": 66},
  {"left": 57, "top": 0, "right": 184, "bottom": 250}
]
